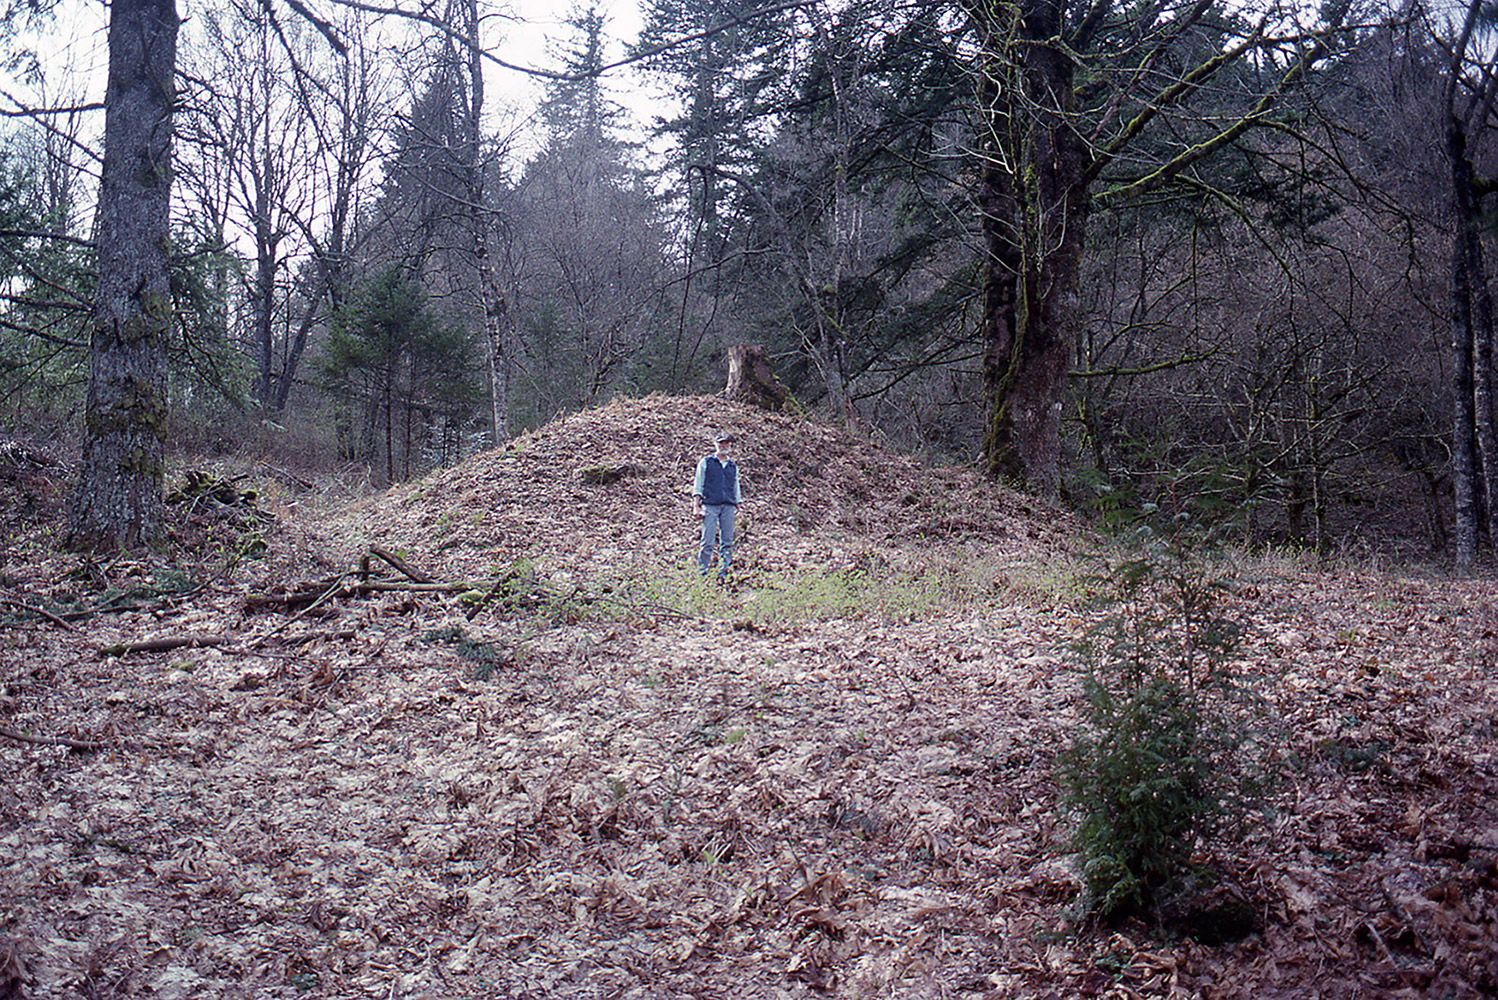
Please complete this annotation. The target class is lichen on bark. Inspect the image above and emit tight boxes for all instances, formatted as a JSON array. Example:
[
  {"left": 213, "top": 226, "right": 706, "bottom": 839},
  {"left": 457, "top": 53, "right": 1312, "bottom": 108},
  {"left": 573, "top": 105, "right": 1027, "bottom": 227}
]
[{"left": 68, "top": 0, "right": 179, "bottom": 552}]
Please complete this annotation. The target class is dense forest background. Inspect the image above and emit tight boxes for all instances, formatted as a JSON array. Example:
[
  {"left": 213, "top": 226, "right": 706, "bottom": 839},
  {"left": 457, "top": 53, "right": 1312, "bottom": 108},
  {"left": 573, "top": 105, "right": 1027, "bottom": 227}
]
[{"left": 2, "top": 0, "right": 1496, "bottom": 559}]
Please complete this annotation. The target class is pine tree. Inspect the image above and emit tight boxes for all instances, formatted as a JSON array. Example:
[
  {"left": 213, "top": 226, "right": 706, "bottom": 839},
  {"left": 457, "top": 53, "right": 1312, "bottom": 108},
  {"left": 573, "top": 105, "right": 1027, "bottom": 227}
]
[
  {"left": 320, "top": 267, "right": 479, "bottom": 482},
  {"left": 69, "top": 0, "right": 178, "bottom": 550}
]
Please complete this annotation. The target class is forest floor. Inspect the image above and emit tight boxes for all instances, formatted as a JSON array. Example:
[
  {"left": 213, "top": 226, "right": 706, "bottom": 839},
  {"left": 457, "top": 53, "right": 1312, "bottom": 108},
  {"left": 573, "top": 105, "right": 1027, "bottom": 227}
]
[{"left": 1, "top": 394, "right": 1496, "bottom": 999}]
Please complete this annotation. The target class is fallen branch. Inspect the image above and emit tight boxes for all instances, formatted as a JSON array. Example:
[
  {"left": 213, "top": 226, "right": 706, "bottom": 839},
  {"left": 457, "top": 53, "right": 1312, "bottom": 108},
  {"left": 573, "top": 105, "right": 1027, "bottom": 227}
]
[
  {"left": 247, "top": 579, "right": 473, "bottom": 611},
  {"left": 98, "top": 635, "right": 231, "bottom": 658},
  {"left": 245, "top": 574, "right": 350, "bottom": 650},
  {"left": 282, "top": 627, "right": 358, "bottom": 646},
  {"left": 280, "top": 580, "right": 469, "bottom": 598},
  {"left": 0, "top": 726, "right": 104, "bottom": 752},
  {"left": 12, "top": 587, "right": 205, "bottom": 624},
  {"left": 368, "top": 546, "right": 432, "bottom": 583},
  {"left": 351, "top": 581, "right": 470, "bottom": 594},
  {"left": 260, "top": 463, "right": 315, "bottom": 490},
  {"left": 0, "top": 595, "right": 78, "bottom": 631}
]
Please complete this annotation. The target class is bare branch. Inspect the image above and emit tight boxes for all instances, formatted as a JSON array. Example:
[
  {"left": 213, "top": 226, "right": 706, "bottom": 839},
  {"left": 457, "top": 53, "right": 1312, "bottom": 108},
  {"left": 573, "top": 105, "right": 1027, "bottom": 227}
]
[
  {"left": 0, "top": 87, "right": 104, "bottom": 167},
  {"left": 282, "top": 0, "right": 349, "bottom": 55},
  {"left": 0, "top": 99, "right": 103, "bottom": 117},
  {"left": 0, "top": 227, "right": 93, "bottom": 248},
  {"left": 322, "top": 0, "right": 816, "bottom": 80}
]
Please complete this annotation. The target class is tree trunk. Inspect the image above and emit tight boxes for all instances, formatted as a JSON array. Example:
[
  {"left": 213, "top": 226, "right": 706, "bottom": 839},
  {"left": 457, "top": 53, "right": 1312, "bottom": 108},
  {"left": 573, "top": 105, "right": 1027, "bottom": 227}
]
[
  {"left": 971, "top": 0, "right": 1089, "bottom": 497},
  {"left": 725, "top": 344, "right": 790, "bottom": 411},
  {"left": 814, "top": 13, "right": 855, "bottom": 422},
  {"left": 384, "top": 370, "right": 394, "bottom": 486},
  {"left": 69, "top": 0, "right": 178, "bottom": 551},
  {"left": 481, "top": 266, "right": 512, "bottom": 446},
  {"left": 253, "top": 201, "right": 277, "bottom": 411},
  {"left": 1448, "top": 115, "right": 1483, "bottom": 566},
  {"left": 1441, "top": 0, "right": 1497, "bottom": 567},
  {"left": 1471, "top": 218, "right": 1498, "bottom": 545},
  {"left": 457, "top": 0, "right": 513, "bottom": 447}
]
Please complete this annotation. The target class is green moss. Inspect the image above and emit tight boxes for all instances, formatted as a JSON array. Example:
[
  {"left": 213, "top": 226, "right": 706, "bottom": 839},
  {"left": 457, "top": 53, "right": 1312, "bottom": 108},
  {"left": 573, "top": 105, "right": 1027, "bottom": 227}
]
[
  {"left": 85, "top": 375, "right": 168, "bottom": 444},
  {"left": 120, "top": 309, "right": 169, "bottom": 345},
  {"left": 115, "top": 447, "right": 164, "bottom": 478}
]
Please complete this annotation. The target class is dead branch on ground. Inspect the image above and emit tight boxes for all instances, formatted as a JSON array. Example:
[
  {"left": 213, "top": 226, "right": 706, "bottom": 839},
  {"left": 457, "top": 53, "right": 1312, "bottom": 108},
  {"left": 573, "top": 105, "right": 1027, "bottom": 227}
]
[{"left": 0, "top": 726, "right": 104, "bottom": 752}]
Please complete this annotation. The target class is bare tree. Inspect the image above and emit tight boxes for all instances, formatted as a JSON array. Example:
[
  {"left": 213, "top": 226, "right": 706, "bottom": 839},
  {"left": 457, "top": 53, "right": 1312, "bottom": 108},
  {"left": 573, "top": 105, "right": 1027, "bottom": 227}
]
[
  {"left": 276, "top": 18, "right": 391, "bottom": 413},
  {"left": 1434, "top": 0, "right": 1498, "bottom": 565}
]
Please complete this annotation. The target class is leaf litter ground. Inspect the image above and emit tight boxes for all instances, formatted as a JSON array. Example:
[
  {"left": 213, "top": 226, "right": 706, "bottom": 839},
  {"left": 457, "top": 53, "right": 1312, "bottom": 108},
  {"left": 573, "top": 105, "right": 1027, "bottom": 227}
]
[{"left": 1, "top": 395, "right": 1496, "bottom": 998}]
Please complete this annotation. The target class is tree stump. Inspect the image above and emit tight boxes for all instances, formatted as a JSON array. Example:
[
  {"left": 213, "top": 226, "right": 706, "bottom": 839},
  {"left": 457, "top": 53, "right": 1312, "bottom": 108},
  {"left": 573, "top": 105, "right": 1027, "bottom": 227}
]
[{"left": 725, "top": 344, "right": 791, "bottom": 412}]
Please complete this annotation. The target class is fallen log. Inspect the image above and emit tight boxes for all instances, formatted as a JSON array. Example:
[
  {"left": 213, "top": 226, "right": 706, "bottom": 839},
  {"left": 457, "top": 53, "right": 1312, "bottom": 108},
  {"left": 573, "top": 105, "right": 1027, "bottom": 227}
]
[
  {"left": 0, "top": 726, "right": 104, "bottom": 752},
  {"left": 98, "top": 635, "right": 231, "bottom": 658},
  {"left": 246, "top": 579, "right": 473, "bottom": 611}
]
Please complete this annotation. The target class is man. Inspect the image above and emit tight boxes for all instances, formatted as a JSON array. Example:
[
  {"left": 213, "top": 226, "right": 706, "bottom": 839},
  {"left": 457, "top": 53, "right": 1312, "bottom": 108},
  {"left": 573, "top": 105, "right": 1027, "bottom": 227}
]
[{"left": 693, "top": 431, "right": 741, "bottom": 580}]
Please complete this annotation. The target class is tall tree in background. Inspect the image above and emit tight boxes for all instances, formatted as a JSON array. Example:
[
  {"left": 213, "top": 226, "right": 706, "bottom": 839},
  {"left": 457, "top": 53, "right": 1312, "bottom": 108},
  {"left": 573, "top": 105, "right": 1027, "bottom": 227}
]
[
  {"left": 514, "top": 4, "right": 670, "bottom": 420},
  {"left": 275, "top": 16, "right": 389, "bottom": 414},
  {"left": 454, "top": 0, "right": 513, "bottom": 445},
  {"left": 960, "top": 0, "right": 1345, "bottom": 496},
  {"left": 200, "top": 0, "right": 315, "bottom": 416},
  {"left": 634, "top": 0, "right": 799, "bottom": 384},
  {"left": 731, "top": 0, "right": 973, "bottom": 421},
  {"left": 372, "top": 3, "right": 505, "bottom": 447},
  {"left": 175, "top": 2, "right": 391, "bottom": 427},
  {"left": 69, "top": 0, "right": 178, "bottom": 549},
  {"left": 1436, "top": 0, "right": 1498, "bottom": 565}
]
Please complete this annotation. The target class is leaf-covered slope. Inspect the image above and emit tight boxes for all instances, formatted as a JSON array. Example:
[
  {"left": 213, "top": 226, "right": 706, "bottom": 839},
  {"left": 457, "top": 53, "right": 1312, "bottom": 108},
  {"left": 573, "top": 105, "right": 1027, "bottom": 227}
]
[
  {"left": 2, "top": 397, "right": 1497, "bottom": 999},
  {"left": 319, "top": 394, "right": 1075, "bottom": 583}
]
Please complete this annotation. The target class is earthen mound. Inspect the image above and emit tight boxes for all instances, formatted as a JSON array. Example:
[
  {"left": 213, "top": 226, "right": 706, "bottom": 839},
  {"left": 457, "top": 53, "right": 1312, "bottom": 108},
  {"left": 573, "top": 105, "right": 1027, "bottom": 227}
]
[{"left": 323, "top": 394, "right": 1074, "bottom": 582}]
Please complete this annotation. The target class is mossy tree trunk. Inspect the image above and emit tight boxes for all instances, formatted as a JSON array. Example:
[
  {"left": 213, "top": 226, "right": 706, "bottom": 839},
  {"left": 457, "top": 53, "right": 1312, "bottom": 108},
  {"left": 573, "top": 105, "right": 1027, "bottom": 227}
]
[
  {"left": 69, "top": 0, "right": 178, "bottom": 551},
  {"left": 959, "top": 0, "right": 1339, "bottom": 498},
  {"left": 969, "top": 0, "right": 1088, "bottom": 498}
]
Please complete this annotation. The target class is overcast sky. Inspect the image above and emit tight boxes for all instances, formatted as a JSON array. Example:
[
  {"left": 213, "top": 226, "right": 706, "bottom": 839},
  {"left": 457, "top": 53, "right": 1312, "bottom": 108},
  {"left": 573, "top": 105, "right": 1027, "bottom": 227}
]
[
  {"left": 488, "top": 0, "right": 654, "bottom": 150},
  {"left": 16, "top": 0, "right": 653, "bottom": 149}
]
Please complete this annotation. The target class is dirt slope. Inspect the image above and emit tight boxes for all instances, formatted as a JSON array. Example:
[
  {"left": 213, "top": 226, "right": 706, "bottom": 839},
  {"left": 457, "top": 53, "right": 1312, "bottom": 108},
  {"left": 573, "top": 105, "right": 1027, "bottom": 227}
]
[{"left": 0, "top": 395, "right": 1495, "bottom": 999}]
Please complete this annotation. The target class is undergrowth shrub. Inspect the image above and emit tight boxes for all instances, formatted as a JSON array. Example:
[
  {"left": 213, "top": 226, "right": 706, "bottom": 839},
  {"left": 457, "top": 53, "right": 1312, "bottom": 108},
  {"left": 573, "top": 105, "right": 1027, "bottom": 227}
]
[{"left": 1062, "top": 513, "right": 1271, "bottom": 919}]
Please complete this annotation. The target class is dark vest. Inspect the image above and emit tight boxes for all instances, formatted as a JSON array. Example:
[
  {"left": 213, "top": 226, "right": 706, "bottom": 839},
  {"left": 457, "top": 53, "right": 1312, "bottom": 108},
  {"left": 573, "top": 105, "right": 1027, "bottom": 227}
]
[{"left": 701, "top": 456, "right": 738, "bottom": 505}]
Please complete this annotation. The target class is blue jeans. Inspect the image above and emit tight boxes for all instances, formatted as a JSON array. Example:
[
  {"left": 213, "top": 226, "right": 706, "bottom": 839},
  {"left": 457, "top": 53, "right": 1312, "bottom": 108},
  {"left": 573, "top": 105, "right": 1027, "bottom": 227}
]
[{"left": 698, "top": 504, "right": 736, "bottom": 578}]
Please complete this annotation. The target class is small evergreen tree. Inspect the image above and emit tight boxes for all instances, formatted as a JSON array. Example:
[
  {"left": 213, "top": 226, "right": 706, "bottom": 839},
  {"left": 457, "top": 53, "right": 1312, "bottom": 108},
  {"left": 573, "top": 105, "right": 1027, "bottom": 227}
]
[
  {"left": 0, "top": 150, "right": 89, "bottom": 437},
  {"left": 319, "top": 267, "right": 480, "bottom": 482},
  {"left": 1063, "top": 512, "right": 1272, "bottom": 919}
]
